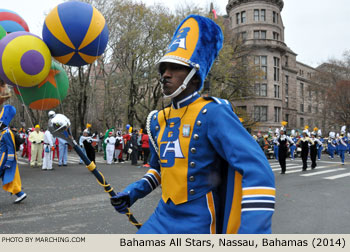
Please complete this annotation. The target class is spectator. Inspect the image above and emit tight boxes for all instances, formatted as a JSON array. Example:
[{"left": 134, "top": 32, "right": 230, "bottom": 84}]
[
  {"left": 141, "top": 129, "right": 150, "bottom": 167},
  {"left": 28, "top": 125, "right": 44, "bottom": 168}
]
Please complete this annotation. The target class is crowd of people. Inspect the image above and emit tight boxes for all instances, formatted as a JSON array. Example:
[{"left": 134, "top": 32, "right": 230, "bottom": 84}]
[
  {"left": 101, "top": 127, "right": 150, "bottom": 167},
  {"left": 0, "top": 107, "right": 151, "bottom": 204},
  {"left": 254, "top": 126, "right": 350, "bottom": 174},
  {"left": 14, "top": 121, "right": 151, "bottom": 169}
]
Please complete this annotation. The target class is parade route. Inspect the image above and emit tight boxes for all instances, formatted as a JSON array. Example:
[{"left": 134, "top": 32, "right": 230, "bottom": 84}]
[{"left": 1, "top": 153, "right": 350, "bottom": 234}]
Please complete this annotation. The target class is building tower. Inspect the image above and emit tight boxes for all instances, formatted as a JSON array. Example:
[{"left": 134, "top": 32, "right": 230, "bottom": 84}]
[{"left": 226, "top": 0, "right": 316, "bottom": 134}]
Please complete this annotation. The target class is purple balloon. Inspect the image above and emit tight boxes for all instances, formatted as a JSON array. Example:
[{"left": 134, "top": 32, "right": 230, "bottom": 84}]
[{"left": 20, "top": 50, "right": 45, "bottom": 75}]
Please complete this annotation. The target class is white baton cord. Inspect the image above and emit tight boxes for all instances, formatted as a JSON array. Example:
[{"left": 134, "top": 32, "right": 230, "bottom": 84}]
[{"left": 146, "top": 110, "right": 159, "bottom": 157}]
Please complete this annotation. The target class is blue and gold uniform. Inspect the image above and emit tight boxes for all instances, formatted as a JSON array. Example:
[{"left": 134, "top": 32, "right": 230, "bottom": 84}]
[
  {"left": 122, "top": 93, "right": 275, "bottom": 234},
  {"left": 0, "top": 105, "right": 26, "bottom": 203},
  {"left": 1, "top": 128, "right": 21, "bottom": 194},
  {"left": 114, "top": 14, "right": 275, "bottom": 234}
]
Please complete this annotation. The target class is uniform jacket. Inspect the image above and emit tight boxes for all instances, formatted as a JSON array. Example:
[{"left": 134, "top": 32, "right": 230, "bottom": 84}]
[
  {"left": 122, "top": 93, "right": 275, "bottom": 234},
  {"left": 0, "top": 128, "right": 21, "bottom": 194},
  {"left": 337, "top": 136, "right": 348, "bottom": 151}
]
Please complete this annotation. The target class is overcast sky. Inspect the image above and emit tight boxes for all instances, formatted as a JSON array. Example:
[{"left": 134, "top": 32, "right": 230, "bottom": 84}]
[{"left": 1, "top": 0, "right": 349, "bottom": 67}]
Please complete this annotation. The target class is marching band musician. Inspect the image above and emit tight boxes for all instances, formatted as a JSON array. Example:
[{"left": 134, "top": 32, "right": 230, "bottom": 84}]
[
  {"left": 276, "top": 127, "right": 294, "bottom": 174},
  {"left": 337, "top": 126, "right": 347, "bottom": 165},
  {"left": 310, "top": 131, "right": 322, "bottom": 169},
  {"left": 80, "top": 129, "right": 99, "bottom": 164},
  {"left": 327, "top": 132, "right": 336, "bottom": 159},
  {"left": 272, "top": 130, "right": 279, "bottom": 161},
  {"left": 296, "top": 129, "right": 314, "bottom": 171},
  {"left": 110, "top": 15, "right": 275, "bottom": 234},
  {"left": 316, "top": 129, "right": 324, "bottom": 161},
  {"left": 0, "top": 105, "right": 27, "bottom": 203},
  {"left": 289, "top": 129, "right": 298, "bottom": 160}
]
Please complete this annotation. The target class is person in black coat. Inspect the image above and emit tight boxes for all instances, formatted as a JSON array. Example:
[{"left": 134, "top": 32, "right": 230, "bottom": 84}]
[
  {"left": 296, "top": 131, "right": 314, "bottom": 171},
  {"left": 277, "top": 128, "right": 295, "bottom": 174},
  {"left": 130, "top": 130, "right": 139, "bottom": 165},
  {"left": 310, "top": 131, "right": 322, "bottom": 169}
]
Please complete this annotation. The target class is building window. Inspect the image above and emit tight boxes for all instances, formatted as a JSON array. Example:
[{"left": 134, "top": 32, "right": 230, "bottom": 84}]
[
  {"left": 300, "top": 83, "right": 304, "bottom": 97},
  {"left": 241, "top": 31, "right": 247, "bottom": 41},
  {"left": 273, "top": 32, "right": 279, "bottom": 40},
  {"left": 237, "top": 106, "right": 247, "bottom": 111},
  {"left": 285, "top": 114, "right": 289, "bottom": 123},
  {"left": 241, "top": 11, "right": 246, "bottom": 23},
  {"left": 315, "top": 105, "right": 318, "bottom": 113},
  {"left": 285, "top": 97, "right": 289, "bottom": 108},
  {"left": 274, "top": 107, "right": 281, "bottom": 123},
  {"left": 254, "top": 30, "right": 259, "bottom": 39},
  {"left": 285, "top": 56, "right": 289, "bottom": 67},
  {"left": 254, "top": 9, "right": 266, "bottom": 21},
  {"left": 308, "top": 104, "right": 312, "bottom": 113},
  {"left": 300, "top": 117, "right": 304, "bottom": 128},
  {"left": 300, "top": 103, "right": 304, "bottom": 113},
  {"left": 274, "top": 84, "right": 280, "bottom": 98},
  {"left": 254, "top": 106, "right": 268, "bottom": 122},
  {"left": 254, "top": 9, "right": 259, "bottom": 21},
  {"left": 274, "top": 57, "right": 280, "bottom": 81},
  {"left": 236, "top": 13, "right": 240, "bottom": 24},
  {"left": 254, "top": 30, "right": 266, "bottom": 39},
  {"left": 285, "top": 75, "right": 289, "bottom": 96},
  {"left": 261, "top": 9, "right": 266, "bottom": 21},
  {"left": 273, "top": 11, "right": 279, "bottom": 23},
  {"left": 255, "top": 83, "right": 267, "bottom": 96},
  {"left": 255, "top": 55, "right": 268, "bottom": 80}
]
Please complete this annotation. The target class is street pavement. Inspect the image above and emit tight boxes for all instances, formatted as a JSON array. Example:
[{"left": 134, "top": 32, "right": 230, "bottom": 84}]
[{"left": 1, "top": 151, "right": 350, "bottom": 234}]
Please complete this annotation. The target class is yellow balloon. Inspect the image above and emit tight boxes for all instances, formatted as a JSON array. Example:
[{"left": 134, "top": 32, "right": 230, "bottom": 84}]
[{"left": 1, "top": 32, "right": 51, "bottom": 87}]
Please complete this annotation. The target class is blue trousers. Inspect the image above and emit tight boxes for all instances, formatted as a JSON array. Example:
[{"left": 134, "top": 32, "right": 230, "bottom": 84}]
[
  {"left": 273, "top": 145, "right": 279, "bottom": 160},
  {"left": 59, "top": 144, "right": 68, "bottom": 165},
  {"left": 328, "top": 147, "right": 335, "bottom": 158},
  {"left": 338, "top": 150, "right": 345, "bottom": 163},
  {"left": 80, "top": 147, "right": 87, "bottom": 164},
  {"left": 317, "top": 146, "right": 323, "bottom": 159},
  {"left": 290, "top": 145, "right": 296, "bottom": 159},
  {"left": 137, "top": 191, "right": 218, "bottom": 234}
]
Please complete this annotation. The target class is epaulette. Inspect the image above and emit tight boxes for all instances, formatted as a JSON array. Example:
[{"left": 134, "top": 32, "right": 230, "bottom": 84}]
[{"left": 203, "top": 96, "right": 231, "bottom": 105}]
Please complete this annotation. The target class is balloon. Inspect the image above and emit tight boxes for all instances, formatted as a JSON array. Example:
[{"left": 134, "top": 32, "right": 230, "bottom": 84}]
[
  {"left": 42, "top": 1, "right": 109, "bottom": 67},
  {"left": 14, "top": 61, "right": 69, "bottom": 110},
  {"left": 0, "top": 31, "right": 51, "bottom": 87},
  {"left": 0, "top": 25, "right": 6, "bottom": 40},
  {"left": 0, "top": 9, "right": 29, "bottom": 33},
  {"left": 126, "top": 124, "right": 130, "bottom": 130}
]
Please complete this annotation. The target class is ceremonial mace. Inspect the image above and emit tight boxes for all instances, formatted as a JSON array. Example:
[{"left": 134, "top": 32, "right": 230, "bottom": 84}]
[{"left": 48, "top": 114, "right": 141, "bottom": 229}]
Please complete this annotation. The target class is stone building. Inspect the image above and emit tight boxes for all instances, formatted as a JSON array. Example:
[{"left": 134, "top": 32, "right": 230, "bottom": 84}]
[{"left": 226, "top": 0, "right": 326, "bottom": 135}]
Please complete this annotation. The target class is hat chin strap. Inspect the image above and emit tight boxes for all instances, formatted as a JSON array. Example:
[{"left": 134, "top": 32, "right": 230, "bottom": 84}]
[{"left": 162, "top": 67, "right": 198, "bottom": 99}]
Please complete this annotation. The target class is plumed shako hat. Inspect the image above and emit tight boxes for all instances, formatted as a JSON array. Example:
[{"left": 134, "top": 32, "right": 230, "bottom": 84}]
[
  {"left": 159, "top": 14, "right": 223, "bottom": 97},
  {"left": 0, "top": 104, "right": 16, "bottom": 126}
]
